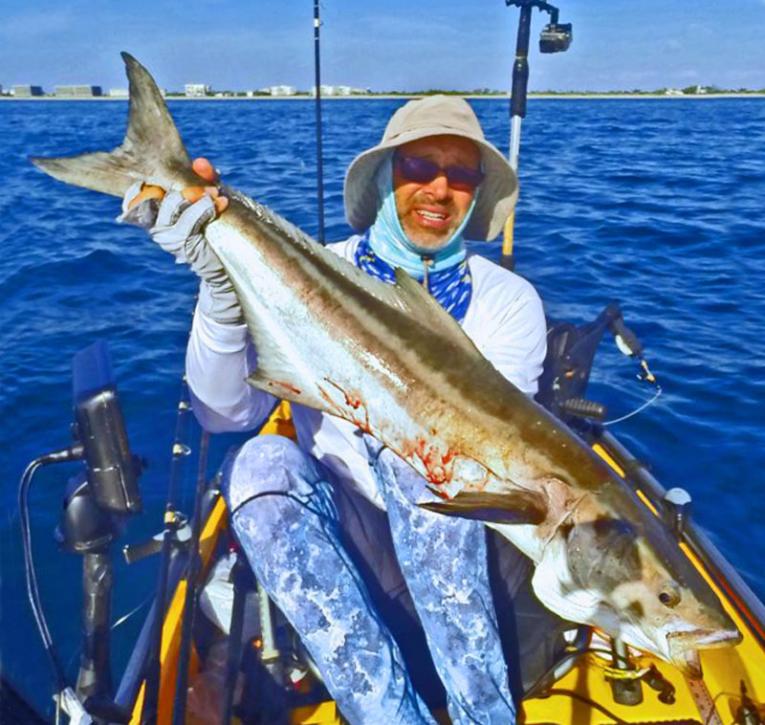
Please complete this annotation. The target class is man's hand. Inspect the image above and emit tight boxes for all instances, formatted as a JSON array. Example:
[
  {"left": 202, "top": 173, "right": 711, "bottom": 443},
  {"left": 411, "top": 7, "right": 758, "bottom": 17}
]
[
  {"left": 119, "top": 157, "right": 242, "bottom": 326},
  {"left": 126, "top": 157, "right": 229, "bottom": 215}
]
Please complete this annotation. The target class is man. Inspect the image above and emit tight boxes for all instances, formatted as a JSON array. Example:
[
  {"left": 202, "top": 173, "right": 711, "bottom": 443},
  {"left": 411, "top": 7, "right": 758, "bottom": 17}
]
[{"left": 125, "top": 96, "right": 546, "bottom": 723}]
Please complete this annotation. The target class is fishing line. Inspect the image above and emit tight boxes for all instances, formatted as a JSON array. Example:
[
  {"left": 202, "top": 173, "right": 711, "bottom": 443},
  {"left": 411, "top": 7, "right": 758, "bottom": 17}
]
[
  {"left": 602, "top": 384, "right": 663, "bottom": 426},
  {"left": 111, "top": 595, "right": 152, "bottom": 631}
]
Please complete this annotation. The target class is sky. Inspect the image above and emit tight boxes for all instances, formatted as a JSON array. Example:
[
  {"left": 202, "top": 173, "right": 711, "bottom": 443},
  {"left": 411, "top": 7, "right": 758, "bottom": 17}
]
[{"left": 1, "top": 0, "right": 764, "bottom": 93}]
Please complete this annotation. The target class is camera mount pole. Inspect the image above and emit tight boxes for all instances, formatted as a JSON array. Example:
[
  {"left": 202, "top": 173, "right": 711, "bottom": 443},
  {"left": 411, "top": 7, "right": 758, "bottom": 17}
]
[
  {"left": 508, "top": 2, "right": 533, "bottom": 172},
  {"left": 501, "top": 0, "right": 533, "bottom": 271},
  {"left": 501, "top": 0, "right": 571, "bottom": 270}
]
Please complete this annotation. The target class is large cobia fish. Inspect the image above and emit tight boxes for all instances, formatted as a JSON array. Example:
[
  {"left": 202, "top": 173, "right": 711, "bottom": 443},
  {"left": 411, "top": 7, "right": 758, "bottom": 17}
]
[{"left": 32, "top": 53, "right": 740, "bottom": 676}]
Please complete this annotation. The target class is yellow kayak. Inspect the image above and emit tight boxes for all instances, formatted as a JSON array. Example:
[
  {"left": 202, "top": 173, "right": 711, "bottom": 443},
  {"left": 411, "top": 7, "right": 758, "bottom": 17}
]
[{"left": 121, "top": 401, "right": 764, "bottom": 725}]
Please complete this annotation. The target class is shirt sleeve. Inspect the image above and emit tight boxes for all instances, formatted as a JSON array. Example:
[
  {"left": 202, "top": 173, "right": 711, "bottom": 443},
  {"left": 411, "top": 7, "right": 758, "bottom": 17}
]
[
  {"left": 185, "top": 283, "right": 277, "bottom": 433},
  {"left": 464, "top": 259, "right": 547, "bottom": 396}
]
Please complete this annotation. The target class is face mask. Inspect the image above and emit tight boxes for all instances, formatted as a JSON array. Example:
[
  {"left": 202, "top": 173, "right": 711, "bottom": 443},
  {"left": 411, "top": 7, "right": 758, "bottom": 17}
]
[{"left": 367, "top": 156, "right": 478, "bottom": 278}]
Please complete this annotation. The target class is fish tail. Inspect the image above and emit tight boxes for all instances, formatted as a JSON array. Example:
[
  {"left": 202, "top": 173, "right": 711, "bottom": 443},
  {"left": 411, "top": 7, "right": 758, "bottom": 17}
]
[{"left": 30, "top": 52, "right": 195, "bottom": 198}]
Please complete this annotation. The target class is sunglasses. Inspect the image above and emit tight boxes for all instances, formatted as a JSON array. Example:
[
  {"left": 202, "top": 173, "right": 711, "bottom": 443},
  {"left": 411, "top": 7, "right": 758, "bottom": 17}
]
[{"left": 395, "top": 153, "right": 484, "bottom": 192}]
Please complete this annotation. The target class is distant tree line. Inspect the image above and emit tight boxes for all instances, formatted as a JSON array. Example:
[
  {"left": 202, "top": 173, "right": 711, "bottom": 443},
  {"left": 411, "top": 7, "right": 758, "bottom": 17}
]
[{"left": 8, "top": 85, "right": 762, "bottom": 99}]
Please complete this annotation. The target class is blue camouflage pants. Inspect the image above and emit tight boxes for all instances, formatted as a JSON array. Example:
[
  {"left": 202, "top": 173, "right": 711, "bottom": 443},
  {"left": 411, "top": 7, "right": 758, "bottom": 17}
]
[{"left": 224, "top": 435, "right": 516, "bottom": 724}]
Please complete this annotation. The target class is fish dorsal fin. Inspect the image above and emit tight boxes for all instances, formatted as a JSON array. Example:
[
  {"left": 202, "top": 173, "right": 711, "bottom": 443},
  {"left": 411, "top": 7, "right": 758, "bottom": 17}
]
[
  {"left": 31, "top": 52, "right": 199, "bottom": 198},
  {"left": 392, "top": 267, "right": 482, "bottom": 359}
]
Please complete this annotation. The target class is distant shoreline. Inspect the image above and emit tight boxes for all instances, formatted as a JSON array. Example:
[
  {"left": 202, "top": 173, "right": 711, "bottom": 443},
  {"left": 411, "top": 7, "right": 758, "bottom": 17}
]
[{"left": 2, "top": 92, "right": 765, "bottom": 102}]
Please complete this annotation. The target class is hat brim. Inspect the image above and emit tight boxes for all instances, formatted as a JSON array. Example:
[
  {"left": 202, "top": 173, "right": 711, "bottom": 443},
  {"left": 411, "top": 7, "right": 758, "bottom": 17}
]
[{"left": 343, "top": 126, "right": 518, "bottom": 241}]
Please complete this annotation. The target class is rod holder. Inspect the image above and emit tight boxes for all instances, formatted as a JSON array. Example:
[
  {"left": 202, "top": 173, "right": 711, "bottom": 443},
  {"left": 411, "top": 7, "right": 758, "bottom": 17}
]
[
  {"left": 663, "top": 487, "right": 692, "bottom": 539},
  {"left": 607, "top": 637, "right": 643, "bottom": 706}
]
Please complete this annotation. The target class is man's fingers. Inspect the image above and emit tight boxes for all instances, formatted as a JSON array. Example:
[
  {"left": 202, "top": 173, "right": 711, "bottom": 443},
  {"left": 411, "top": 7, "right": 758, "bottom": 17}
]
[
  {"left": 127, "top": 158, "right": 220, "bottom": 212},
  {"left": 128, "top": 184, "right": 166, "bottom": 209},
  {"left": 187, "top": 158, "right": 227, "bottom": 215},
  {"left": 192, "top": 157, "right": 218, "bottom": 183},
  {"left": 182, "top": 185, "right": 227, "bottom": 215},
  {"left": 182, "top": 186, "right": 207, "bottom": 203}
]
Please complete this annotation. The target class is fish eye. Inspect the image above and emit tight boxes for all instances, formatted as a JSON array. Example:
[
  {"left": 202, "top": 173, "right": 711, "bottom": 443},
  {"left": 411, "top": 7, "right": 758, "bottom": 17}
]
[{"left": 658, "top": 585, "right": 681, "bottom": 608}]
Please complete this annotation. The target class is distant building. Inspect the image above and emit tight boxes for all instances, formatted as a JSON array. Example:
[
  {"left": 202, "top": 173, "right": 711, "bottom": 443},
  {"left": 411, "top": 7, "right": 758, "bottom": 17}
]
[
  {"left": 13, "top": 85, "right": 44, "bottom": 97},
  {"left": 55, "top": 85, "right": 102, "bottom": 97},
  {"left": 311, "top": 84, "right": 366, "bottom": 97},
  {"left": 268, "top": 85, "right": 297, "bottom": 96},
  {"left": 664, "top": 88, "right": 683, "bottom": 96},
  {"left": 185, "top": 83, "right": 211, "bottom": 97},
  {"left": 109, "top": 88, "right": 129, "bottom": 98}
]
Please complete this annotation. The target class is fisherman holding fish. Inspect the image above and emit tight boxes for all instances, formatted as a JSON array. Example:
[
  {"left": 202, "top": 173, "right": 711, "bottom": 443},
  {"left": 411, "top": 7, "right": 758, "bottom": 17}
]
[
  {"left": 125, "top": 97, "right": 545, "bottom": 723},
  {"left": 33, "top": 53, "right": 742, "bottom": 718}
]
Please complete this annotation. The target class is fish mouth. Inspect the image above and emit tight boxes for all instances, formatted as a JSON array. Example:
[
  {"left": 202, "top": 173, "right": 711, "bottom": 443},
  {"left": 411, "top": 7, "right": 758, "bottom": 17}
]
[{"left": 666, "top": 628, "right": 741, "bottom": 679}]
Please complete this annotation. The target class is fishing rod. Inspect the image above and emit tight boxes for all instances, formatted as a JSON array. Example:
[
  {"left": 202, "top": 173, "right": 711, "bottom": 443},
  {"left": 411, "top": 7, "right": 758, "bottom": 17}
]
[
  {"left": 313, "top": 0, "right": 326, "bottom": 243},
  {"left": 501, "top": 0, "right": 572, "bottom": 270},
  {"left": 171, "top": 431, "right": 210, "bottom": 725},
  {"left": 139, "top": 377, "right": 194, "bottom": 724}
]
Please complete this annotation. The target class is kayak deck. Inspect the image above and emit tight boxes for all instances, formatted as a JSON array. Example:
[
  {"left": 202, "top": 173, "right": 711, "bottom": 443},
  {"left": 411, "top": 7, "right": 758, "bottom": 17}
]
[{"left": 127, "top": 402, "right": 765, "bottom": 724}]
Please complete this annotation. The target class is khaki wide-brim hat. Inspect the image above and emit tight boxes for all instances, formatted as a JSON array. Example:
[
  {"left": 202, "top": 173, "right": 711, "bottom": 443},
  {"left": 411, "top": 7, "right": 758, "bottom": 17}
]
[{"left": 344, "top": 95, "right": 518, "bottom": 241}]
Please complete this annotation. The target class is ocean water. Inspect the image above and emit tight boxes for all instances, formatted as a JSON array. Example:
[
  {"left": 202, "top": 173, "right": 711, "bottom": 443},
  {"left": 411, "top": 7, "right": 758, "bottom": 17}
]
[{"left": 1, "top": 96, "right": 764, "bottom": 716}]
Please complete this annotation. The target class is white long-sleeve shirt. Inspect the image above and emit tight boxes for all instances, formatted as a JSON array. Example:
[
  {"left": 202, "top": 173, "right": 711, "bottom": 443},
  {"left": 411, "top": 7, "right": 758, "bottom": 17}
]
[{"left": 186, "top": 236, "right": 547, "bottom": 506}]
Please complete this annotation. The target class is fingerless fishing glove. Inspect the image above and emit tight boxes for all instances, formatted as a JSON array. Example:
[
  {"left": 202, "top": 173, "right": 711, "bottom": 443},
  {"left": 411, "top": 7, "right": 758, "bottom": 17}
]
[{"left": 119, "top": 182, "right": 243, "bottom": 325}]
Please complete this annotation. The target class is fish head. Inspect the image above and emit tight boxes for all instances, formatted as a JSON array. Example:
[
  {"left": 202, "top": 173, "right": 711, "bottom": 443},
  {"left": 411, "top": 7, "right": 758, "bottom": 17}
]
[{"left": 531, "top": 515, "right": 741, "bottom": 677}]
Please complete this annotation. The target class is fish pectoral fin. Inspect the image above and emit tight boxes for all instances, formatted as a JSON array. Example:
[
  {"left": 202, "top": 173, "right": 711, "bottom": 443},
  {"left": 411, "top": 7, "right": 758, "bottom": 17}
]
[
  {"left": 246, "top": 370, "right": 319, "bottom": 409},
  {"left": 419, "top": 489, "right": 548, "bottom": 525}
]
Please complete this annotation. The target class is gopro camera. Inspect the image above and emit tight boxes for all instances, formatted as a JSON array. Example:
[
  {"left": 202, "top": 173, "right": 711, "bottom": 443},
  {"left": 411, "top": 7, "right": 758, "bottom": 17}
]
[{"left": 540, "top": 22, "right": 572, "bottom": 53}]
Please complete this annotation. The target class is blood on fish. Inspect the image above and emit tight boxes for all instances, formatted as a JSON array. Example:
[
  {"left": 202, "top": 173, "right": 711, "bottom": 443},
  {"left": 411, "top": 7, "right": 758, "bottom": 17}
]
[
  {"left": 270, "top": 380, "right": 302, "bottom": 396},
  {"left": 345, "top": 392, "right": 363, "bottom": 409},
  {"left": 322, "top": 379, "right": 371, "bottom": 433},
  {"left": 401, "top": 437, "right": 459, "bottom": 487}
]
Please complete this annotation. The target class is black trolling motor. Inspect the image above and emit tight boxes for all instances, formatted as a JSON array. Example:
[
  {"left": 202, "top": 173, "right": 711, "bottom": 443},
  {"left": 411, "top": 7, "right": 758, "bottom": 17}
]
[
  {"left": 19, "top": 341, "right": 143, "bottom": 723},
  {"left": 502, "top": 0, "right": 573, "bottom": 270},
  {"left": 536, "top": 302, "right": 658, "bottom": 424}
]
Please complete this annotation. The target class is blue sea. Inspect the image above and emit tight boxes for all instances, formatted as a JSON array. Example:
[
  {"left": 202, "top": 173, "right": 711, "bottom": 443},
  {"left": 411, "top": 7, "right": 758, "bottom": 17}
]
[{"left": 1, "top": 96, "right": 764, "bottom": 716}]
